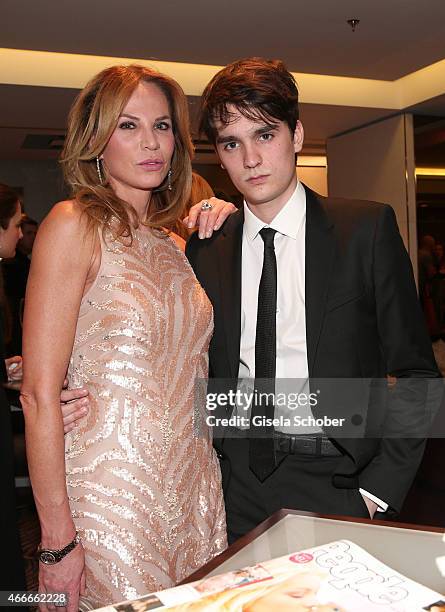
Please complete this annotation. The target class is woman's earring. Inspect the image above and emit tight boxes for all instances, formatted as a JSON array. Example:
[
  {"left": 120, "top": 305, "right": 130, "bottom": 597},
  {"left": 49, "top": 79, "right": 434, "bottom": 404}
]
[
  {"left": 167, "top": 168, "right": 172, "bottom": 191},
  {"left": 96, "top": 156, "right": 103, "bottom": 185}
]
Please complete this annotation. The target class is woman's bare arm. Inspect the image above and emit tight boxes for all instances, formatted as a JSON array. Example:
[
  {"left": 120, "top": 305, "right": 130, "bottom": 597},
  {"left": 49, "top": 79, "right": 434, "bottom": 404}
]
[{"left": 20, "top": 200, "right": 98, "bottom": 610}]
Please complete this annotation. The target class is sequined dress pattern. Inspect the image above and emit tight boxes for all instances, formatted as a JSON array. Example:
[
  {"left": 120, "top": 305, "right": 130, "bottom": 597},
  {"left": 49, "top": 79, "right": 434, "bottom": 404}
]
[{"left": 65, "top": 229, "right": 226, "bottom": 606}]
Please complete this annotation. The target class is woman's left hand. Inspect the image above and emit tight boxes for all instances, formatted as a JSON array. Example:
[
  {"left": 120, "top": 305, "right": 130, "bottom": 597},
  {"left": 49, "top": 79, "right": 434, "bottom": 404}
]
[
  {"left": 183, "top": 197, "right": 237, "bottom": 239},
  {"left": 5, "top": 355, "right": 22, "bottom": 381}
]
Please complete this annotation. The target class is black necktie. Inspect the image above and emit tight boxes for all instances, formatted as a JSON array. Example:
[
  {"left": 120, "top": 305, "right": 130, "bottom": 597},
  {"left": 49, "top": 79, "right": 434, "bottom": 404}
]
[{"left": 249, "top": 227, "right": 277, "bottom": 481}]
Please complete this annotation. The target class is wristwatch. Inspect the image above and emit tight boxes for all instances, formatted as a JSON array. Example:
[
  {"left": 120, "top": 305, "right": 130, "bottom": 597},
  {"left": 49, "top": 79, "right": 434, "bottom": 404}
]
[{"left": 38, "top": 532, "right": 81, "bottom": 565}]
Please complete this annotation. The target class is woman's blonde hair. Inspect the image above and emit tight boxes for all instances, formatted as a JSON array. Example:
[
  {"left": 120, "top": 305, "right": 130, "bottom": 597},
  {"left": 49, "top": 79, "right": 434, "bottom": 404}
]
[
  {"left": 171, "top": 571, "right": 345, "bottom": 612},
  {"left": 61, "top": 64, "right": 193, "bottom": 240}
]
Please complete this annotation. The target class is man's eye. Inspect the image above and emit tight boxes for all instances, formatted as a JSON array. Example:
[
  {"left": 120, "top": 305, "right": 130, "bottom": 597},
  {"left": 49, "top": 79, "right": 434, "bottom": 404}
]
[
  {"left": 259, "top": 133, "right": 273, "bottom": 141},
  {"left": 224, "top": 142, "right": 238, "bottom": 151},
  {"left": 155, "top": 121, "right": 171, "bottom": 130},
  {"left": 119, "top": 121, "right": 136, "bottom": 129}
]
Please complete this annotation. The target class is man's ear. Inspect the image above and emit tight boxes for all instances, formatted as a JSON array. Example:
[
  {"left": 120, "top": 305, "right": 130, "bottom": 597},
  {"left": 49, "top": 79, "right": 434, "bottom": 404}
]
[
  {"left": 293, "top": 121, "right": 304, "bottom": 154},
  {"left": 216, "top": 152, "right": 225, "bottom": 170}
]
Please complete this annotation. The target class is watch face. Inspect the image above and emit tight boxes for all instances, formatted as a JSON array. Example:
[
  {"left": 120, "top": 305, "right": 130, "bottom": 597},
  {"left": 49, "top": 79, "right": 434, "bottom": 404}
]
[{"left": 39, "top": 551, "right": 57, "bottom": 565}]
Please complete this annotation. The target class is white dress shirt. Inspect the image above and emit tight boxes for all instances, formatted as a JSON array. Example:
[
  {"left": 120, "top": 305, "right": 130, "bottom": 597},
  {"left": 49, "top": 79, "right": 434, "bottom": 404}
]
[
  {"left": 238, "top": 181, "right": 320, "bottom": 433},
  {"left": 237, "top": 181, "right": 388, "bottom": 512}
]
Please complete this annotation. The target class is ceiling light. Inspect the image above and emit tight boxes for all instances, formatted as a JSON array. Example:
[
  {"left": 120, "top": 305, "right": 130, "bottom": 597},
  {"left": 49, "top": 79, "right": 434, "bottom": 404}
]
[
  {"left": 415, "top": 168, "right": 445, "bottom": 177},
  {"left": 347, "top": 19, "right": 360, "bottom": 32}
]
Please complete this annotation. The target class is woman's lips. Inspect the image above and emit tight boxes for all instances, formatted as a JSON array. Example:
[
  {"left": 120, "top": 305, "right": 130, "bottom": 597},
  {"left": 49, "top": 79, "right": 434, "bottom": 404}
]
[{"left": 138, "top": 160, "right": 164, "bottom": 170}]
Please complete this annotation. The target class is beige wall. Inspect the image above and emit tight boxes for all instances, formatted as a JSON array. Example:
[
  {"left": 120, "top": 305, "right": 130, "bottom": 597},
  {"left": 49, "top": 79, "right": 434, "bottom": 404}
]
[
  {"left": 327, "top": 114, "right": 417, "bottom": 276},
  {"left": 297, "top": 166, "right": 328, "bottom": 196}
]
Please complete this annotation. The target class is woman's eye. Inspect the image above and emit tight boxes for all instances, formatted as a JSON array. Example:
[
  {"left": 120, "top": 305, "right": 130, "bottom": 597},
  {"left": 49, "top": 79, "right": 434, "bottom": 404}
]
[
  {"left": 119, "top": 121, "right": 136, "bottom": 129},
  {"left": 155, "top": 121, "right": 171, "bottom": 131}
]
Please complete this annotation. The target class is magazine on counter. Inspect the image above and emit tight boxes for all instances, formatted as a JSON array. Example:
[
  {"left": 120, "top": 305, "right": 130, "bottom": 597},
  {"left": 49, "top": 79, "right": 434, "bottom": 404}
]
[{"left": 96, "top": 540, "right": 445, "bottom": 612}]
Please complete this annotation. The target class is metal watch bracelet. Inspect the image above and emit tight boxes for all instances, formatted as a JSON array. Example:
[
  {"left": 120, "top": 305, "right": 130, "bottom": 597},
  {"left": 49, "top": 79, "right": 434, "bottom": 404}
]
[{"left": 38, "top": 532, "right": 81, "bottom": 565}]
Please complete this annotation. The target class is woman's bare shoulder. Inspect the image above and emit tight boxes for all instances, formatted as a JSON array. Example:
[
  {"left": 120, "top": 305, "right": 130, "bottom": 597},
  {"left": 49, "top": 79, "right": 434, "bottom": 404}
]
[
  {"left": 39, "top": 199, "right": 93, "bottom": 240},
  {"left": 35, "top": 200, "right": 97, "bottom": 264},
  {"left": 43, "top": 199, "right": 84, "bottom": 227}
]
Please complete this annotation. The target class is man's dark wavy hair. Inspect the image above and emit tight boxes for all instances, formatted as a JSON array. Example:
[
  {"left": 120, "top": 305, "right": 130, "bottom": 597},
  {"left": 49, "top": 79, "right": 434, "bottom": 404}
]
[{"left": 199, "top": 57, "right": 299, "bottom": 144}]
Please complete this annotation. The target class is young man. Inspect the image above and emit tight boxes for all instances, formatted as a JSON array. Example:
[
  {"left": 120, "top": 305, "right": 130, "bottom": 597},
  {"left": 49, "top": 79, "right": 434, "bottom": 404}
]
[{"left": 185, "top": 58, "right": 440, "bottom": 543}]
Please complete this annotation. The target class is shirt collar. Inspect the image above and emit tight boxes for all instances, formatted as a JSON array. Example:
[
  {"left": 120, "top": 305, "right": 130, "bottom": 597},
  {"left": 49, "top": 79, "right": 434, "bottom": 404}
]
[{"left": 243, "top": 181, "right": 306, "bottom": 242}]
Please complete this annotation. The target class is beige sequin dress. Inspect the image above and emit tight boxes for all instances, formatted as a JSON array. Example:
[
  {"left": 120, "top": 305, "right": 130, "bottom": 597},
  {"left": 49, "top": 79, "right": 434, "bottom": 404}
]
[{"left": 65, "top": 228, "right": 226, "bottom": 607}]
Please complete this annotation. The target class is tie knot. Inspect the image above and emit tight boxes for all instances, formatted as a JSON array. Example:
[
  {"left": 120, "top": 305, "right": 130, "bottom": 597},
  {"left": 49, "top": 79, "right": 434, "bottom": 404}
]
[{"left": 259, "top": 227, "right": 276, "bottom": 247}]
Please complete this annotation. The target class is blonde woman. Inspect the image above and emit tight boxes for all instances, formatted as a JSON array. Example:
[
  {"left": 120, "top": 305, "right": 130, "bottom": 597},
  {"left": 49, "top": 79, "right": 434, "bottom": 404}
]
[
  {"left": 171, "top": 571, "right": 346, "bottom": 611},
  {"left": 21, "top": 65, "right": 228, "bottom": 611}
]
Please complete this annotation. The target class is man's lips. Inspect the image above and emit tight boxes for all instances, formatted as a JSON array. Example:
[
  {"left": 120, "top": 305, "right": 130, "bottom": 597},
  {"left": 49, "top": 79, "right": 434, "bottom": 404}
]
[{"left": 247, "top": 174, "right": 268, "bottom": 183}]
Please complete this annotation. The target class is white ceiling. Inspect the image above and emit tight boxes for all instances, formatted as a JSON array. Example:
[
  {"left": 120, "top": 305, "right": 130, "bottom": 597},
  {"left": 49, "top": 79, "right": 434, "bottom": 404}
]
[
  {"left": 1, "top": 0, "right": 445, "bottom": 161},
  {"left": 4, "top": 0, "right": 445, "bottom": 80}
]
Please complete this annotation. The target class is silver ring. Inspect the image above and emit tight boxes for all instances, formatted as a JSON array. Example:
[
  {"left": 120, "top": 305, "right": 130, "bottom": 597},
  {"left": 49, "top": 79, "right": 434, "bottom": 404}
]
[{"left": 201, "top": 200, "right": 213, "bottom": 211}]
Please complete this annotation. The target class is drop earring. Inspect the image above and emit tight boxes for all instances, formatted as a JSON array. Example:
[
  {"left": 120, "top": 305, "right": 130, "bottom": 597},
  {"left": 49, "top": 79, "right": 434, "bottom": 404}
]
[
  {"left": 167, "top": 168, "right": 172, "bottom": 191},
  {"left": 96, "top": 156, "right": 103, "bottom": 185}
]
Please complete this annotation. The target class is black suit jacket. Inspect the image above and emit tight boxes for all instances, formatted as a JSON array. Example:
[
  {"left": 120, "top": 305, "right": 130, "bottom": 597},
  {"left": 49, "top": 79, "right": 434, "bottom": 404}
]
[{"left": 186, "top": 186, "right": 441, "bottom": 512}]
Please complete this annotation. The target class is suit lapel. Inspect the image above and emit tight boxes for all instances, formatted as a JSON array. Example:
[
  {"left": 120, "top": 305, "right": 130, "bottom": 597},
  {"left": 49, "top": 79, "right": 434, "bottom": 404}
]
[
  {"left": 305, "top": 186, "right": 335, "bottom": 376},
  {"left": 217, "top": 208, "right": 244, "bottom": 379}
]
